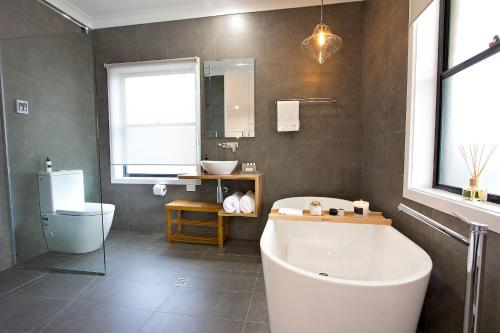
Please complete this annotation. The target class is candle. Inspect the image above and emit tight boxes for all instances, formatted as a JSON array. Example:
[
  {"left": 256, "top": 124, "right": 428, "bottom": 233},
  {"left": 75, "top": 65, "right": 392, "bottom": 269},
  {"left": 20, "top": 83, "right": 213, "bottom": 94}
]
[{"left": 353, "top": 199, "right": 369, "bottom": 217}]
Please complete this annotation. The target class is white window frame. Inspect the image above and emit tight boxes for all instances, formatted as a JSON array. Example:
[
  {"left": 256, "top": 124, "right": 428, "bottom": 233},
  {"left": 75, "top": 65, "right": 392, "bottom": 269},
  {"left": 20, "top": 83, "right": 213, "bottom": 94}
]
[
  {"left": 404, "top": 0, "right": 500, "bottom": 233},
  {"left": 106, "top": 57, "right": 201, "bottom": 186}
]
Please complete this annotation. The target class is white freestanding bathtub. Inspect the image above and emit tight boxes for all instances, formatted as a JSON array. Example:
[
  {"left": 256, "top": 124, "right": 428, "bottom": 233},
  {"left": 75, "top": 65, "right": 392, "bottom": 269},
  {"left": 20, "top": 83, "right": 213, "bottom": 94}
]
[{"left": 261, "top": 197, "right": 432, "bottom": 333}]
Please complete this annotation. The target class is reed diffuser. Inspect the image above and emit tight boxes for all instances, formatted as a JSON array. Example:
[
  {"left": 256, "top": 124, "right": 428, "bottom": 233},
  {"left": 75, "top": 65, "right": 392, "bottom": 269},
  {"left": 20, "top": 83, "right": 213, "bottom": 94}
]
[{"left": 459, "top": 144, "right": 497, "bottom": 201}]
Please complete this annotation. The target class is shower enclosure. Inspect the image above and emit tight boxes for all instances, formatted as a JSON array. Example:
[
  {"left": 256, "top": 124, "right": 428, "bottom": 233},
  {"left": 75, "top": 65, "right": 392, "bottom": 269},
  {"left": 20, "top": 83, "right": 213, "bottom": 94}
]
[{"left": 0, "top": 29, "right": 106, "bottom": 274}]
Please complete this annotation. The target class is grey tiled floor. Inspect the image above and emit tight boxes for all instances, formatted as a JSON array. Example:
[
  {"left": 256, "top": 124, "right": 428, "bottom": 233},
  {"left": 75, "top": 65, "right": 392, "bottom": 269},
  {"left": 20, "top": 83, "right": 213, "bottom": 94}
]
[
  {"left": 23, "top": 247, "right": 106, "bottom": 274},
  {"left": 0, "top": 231, "right": 270, "bottom": 333}
]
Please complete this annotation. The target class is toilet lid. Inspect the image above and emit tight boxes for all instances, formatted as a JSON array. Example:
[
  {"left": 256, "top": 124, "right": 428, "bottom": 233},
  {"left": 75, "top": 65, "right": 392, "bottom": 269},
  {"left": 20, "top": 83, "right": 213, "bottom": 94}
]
[{"left": 56, "top": 203, "right": 115, "bottom": 216}]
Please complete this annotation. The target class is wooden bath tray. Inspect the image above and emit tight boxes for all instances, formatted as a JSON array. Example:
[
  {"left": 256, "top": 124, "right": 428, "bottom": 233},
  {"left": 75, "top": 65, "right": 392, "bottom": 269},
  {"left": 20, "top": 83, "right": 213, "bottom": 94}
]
[{"left": 268, "top": 209, "right": 392, "bottom": 225}]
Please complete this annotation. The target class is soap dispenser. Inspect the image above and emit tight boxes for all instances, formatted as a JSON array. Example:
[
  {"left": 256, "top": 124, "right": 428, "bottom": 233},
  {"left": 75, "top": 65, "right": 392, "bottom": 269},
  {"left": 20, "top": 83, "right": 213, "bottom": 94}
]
[{"left": 45, "top": 157, "right": 52, "bottom": 173}]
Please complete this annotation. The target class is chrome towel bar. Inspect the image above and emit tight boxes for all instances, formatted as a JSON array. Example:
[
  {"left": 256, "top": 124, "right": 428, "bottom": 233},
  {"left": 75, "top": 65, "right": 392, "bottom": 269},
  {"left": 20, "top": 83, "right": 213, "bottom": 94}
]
[
  {"left": 399, "top": 204, "right": 470, "bottom": 245},
  {"left": 398, "top": 204, "right": 487, "bottom": 333},
  {"left": 274, "top": 97, "right": 336, "bottom": 104}
]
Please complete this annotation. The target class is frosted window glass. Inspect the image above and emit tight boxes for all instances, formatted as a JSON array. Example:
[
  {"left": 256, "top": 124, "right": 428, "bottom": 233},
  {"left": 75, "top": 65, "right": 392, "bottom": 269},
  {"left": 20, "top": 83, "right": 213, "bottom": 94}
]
[
  {"left": 439, "top": 52, "right": 500, "bottom": 194},
  {"left": 124, "top": 125, "right": 197, "bottom": 165},
  {"left": 126, "top": 165, "right": 197, "bottom": 175},
  {"left": 448, "top": 0, "right": 500, "bottom": 67},
  {"left": 124, "top": 73, "right": 196, "bottom": 125},
  {"left": 107, "top": 59, "right": 200, "bottom": 174}
]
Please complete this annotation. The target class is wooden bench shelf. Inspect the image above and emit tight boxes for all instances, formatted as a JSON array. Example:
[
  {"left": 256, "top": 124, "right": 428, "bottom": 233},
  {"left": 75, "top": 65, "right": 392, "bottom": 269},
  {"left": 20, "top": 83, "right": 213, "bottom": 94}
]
[
  {"left": 171, "top": 232, "right": 219, "bottom": 245},
  {"left": 218, "top": 211, "right": 259, "bottom": 218},
  {"left": 171, "top": 218, "right": 218, "bottom": 228},
  {"left": 166, "top": 200, "right": 221, "bottom": 212},
  {"left": 165, "top": 200, "right": 229, "bottom": 248},
  {"left": 166, "top": 172, "right": 264, "bottom": 247}
]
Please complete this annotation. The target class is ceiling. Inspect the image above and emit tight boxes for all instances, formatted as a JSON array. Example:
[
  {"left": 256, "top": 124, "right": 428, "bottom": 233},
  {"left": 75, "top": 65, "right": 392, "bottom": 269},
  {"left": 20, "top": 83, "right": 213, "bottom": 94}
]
[{"left": 45, "top": 0, "right": 362, "bottom": 29}]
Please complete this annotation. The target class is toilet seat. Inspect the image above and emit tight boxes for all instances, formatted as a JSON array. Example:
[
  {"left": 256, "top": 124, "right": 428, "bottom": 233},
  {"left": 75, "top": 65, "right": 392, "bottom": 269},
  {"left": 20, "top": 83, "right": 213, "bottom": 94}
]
[{"left": 56, "top": 203, "right": 115, "bottom": 216}]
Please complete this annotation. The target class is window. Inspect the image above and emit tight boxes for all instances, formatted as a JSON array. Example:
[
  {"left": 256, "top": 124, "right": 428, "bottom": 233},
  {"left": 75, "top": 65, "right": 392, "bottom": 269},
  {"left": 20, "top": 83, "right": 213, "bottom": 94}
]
[
  {"left": 106, "top": 58, "right": 201, "bottom": 184},
  {"left": 404, "top": 0, "right": 500, "bottom": 232},
  {"left": 434, "top": 0, "right": 500, "bottom": 203}
]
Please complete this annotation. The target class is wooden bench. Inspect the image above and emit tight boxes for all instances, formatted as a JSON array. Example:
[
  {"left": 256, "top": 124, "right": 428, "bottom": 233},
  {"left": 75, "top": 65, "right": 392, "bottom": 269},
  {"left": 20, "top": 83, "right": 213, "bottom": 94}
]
[{"left": 165, "top": 200, "right": 230, "bottom": 248}]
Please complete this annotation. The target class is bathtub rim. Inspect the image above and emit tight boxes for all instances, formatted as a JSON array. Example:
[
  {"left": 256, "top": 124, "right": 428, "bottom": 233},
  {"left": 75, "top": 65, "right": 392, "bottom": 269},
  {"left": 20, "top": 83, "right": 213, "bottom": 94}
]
[
  {"left": 260, "top": 219, "right": 433, "bottom": 288},
  {"left": 271, "top": 196, "right": 354, "bottom": 209}
]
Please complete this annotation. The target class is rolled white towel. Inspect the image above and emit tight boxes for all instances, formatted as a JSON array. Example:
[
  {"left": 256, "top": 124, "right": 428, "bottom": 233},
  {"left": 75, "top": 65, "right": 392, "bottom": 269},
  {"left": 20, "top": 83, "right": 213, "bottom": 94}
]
[
  {"left": 223, "top": 191, "right": 243, "bottom": 213},
  {"left": 240, "top": 191, "right": 256, "bottom": 214},
  {"left": 278, "top": 208, "right": 304, "bottom": 216}
]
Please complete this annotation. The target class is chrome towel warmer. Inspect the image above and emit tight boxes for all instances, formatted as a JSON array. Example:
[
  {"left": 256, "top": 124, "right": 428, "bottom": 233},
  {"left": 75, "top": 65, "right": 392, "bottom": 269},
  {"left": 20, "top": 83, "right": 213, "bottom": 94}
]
[{"left": 398, "top": 204, "right": 488, "bottom": 333}]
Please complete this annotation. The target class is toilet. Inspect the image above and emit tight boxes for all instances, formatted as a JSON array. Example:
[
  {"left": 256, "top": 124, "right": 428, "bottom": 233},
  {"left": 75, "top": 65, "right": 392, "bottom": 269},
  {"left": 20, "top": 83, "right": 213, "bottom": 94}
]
[{"left": 38, "top": 170, "right": 115, "bottom": 253}]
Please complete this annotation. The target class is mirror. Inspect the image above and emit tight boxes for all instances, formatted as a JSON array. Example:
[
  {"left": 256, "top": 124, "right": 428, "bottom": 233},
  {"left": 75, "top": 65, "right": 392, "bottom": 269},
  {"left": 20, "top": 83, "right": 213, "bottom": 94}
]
[{"left": 204, "top": 58, "right": 255, "bottom": 138}]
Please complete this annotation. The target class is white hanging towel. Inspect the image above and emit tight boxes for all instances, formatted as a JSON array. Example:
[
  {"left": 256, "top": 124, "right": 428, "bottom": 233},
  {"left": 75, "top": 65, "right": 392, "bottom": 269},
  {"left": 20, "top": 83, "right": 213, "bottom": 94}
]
[
  {"left": 240, "top": 191, "right": 256, "bottom": 214},
  {"left": 223, "top": 191, "right": 243, "bottom": 213},
  {"left": 277, "top": 100, "right": 300, "bottom": 132}
]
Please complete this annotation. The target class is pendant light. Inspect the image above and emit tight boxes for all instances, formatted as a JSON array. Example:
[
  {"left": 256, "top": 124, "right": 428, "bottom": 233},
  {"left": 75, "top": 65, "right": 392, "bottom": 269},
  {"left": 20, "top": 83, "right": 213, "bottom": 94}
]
[{"left": 301, "top": 0, "right": 343, "bottom": 64}]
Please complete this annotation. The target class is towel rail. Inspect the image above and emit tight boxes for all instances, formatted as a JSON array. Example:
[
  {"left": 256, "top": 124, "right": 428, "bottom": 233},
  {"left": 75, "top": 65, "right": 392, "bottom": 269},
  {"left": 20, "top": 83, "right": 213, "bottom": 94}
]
[
  {"left": 397, "top": 204, "right": 487, "bottom": 333},
  {"left": 274, "top": 97, "right": 336, "bottom": 104}
]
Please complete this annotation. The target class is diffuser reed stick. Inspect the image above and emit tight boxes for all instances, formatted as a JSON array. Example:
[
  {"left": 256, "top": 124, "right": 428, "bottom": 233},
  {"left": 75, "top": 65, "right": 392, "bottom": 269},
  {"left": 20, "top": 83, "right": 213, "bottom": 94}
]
[
  {"left": 459, "top": 144, "right": 497, "bottom": 201},
  {"left": 458, "top": 144, "right": 497, "bottom": 180}
]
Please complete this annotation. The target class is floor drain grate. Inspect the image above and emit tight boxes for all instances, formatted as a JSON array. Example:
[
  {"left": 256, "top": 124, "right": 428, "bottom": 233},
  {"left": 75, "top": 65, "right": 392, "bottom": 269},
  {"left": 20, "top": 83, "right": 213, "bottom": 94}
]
[{"left": 173, "top": 277, "right": 189, "bottom": 287}]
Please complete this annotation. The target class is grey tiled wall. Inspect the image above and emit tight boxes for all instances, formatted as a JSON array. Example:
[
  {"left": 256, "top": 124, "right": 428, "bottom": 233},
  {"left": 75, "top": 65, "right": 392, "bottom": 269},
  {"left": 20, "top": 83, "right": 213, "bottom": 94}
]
[
  {"left": 0, "top": 131, "right": 11, "bottom": 271},
  {"left": 94, "top": 3, "right": 365, "bottom": 239},
  {"left": 361, "top": 0, "right": 500, "bottom": 331},
  {"left": 0, "top": 0, "right": 97, "bottom": 267},
  {"left": 0, "top": 0, "right": 80, "bottom": 39},
  {"left": 1, "top": 34, "right": 100, "bottom": 264}
]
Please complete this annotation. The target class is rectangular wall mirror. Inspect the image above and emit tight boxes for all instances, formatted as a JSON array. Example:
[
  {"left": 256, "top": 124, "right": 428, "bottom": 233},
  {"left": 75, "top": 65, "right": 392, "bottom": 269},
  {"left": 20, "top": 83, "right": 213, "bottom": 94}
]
[{"left": 204, "top": 58, "right": 255, "bottom": 138}]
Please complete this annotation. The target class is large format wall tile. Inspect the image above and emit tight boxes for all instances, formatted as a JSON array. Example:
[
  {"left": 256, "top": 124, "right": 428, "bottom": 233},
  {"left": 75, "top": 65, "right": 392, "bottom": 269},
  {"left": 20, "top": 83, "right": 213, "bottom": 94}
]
[
  {"left": 94, "top": 2, "right": 365, "bottom": 239},
  {"left": 0, "top": 0, "right": 101, "bottom": 268},
  {"left": 361, "top": 0, "right": 500, "bottom": 331}
]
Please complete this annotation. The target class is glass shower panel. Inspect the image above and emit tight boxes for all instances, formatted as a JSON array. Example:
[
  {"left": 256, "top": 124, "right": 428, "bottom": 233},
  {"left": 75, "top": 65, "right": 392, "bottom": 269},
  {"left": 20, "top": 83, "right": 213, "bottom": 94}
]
[{"left": 0, "top": 32, "right": 106, "bottom": 274}]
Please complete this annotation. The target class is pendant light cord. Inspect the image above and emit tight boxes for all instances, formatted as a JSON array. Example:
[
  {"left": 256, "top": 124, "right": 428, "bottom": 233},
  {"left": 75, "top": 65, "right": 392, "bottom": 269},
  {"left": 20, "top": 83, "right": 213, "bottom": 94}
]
[{"left": 320, "top": 0, "right": 324, "bottom": 23}]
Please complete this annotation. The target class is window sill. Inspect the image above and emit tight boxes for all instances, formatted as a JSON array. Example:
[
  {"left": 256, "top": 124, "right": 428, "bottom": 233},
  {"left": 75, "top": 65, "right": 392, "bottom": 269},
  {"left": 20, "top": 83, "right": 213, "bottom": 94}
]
[
  {"left": 403, "top": 187, "right": 500, "bottom": 233},
  {"left": 111, "top": 176, "right": 201, "bottom": 186}
]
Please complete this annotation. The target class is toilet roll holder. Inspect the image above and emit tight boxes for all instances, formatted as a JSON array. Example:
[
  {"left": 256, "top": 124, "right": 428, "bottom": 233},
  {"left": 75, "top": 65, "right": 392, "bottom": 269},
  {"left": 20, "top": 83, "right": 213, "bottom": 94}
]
[{"left": 152, "top": 184, "right": 167, "bottom": 196}]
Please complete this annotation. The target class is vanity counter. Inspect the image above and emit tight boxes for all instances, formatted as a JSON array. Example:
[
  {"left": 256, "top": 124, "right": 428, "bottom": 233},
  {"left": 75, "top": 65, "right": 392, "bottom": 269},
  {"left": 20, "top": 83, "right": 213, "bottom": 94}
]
[{"left": 178, "top": 172, "right": 263, "bottom": 181}]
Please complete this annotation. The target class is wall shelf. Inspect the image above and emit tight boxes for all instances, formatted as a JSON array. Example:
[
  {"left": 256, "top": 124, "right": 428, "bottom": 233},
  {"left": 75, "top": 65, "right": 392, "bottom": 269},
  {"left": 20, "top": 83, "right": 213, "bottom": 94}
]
[
  {"left": 165, "top": 173, "right": 264, "bottom": 247},
  {"left": 178, "top": 172, "right": 264, "bottom": 217},
  {"left": 179, "top": 172, "right": 263, "bottom": 181},
  {"left": 218, "top": 211, "right": 259, "bottom": 218}
]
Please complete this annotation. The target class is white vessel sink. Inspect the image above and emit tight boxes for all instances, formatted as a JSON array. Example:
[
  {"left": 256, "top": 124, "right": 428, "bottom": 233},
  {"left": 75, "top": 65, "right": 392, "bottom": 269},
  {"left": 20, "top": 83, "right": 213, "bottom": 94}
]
[{"left": 201, "top": 160, "right": 238, "bottom": 175}]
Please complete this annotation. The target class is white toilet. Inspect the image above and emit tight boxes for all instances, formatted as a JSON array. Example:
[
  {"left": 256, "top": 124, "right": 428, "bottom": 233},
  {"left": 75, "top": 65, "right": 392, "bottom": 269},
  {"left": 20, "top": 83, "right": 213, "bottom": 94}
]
[{"left": 38, "top": 170, "right": 115, "bottom": 253}]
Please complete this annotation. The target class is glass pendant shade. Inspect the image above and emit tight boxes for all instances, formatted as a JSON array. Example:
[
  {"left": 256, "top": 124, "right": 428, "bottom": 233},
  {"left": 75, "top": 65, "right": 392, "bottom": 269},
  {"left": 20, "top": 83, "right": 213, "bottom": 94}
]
[{"left": 301, "top": 23, "right": 343, "bottom": 64}]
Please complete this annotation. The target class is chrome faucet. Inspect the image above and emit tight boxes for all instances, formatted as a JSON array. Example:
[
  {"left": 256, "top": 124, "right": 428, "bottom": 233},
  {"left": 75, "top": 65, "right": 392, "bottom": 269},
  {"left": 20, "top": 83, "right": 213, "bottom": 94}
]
[
  {"left": 216, "top": 179, "right": 229, "bottom": 203},
  {"left": 217, "top": 142, "right": 239, "bottom": 152}
]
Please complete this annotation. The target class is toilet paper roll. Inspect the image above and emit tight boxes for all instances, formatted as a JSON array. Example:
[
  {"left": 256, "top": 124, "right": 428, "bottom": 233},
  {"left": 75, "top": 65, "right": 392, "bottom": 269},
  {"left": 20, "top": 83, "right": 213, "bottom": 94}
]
[{"left": 153, "top": 184, "right": 167, "bottom": 196}]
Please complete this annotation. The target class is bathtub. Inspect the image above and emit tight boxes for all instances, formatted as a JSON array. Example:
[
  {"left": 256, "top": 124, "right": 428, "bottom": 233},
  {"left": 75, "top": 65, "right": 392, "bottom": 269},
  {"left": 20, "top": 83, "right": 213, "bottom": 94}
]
[{"left": 261, "top": 197, "right": 432, "bottom": 333}]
